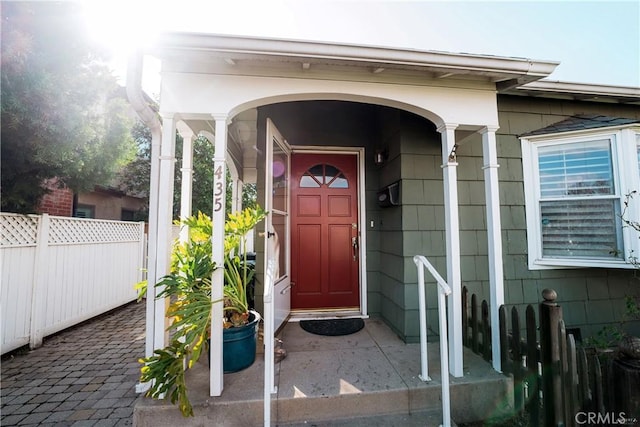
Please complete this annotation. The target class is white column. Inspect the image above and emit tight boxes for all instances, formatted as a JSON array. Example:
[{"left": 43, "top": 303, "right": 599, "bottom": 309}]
[
  {"left": 210, "top": 114, "right": 228, "bottom": 397},
  {"left": 233, "top": 176, "right": 242, "bottom": 212},
  {"left": 481, "top": 126, "right": 505, "bottom": 372},
  {"left": 438, "top": 123, "right": 463, "bottom": 378},
  {"left": 144, "top": 122, "right": 162, "bottom": 360},
  {"left": 154, "top": 113, "right": 177, "bottom": 350},
  {"left": 177, "top": 125, "right": 194, "bottom": 243}
]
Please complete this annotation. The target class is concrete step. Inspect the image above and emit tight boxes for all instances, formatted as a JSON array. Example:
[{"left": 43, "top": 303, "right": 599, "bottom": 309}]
[
  {"left": 278, "top": 409, "right": 458, "bottom": 426},
  {"left": 133, "top": 355, "right": 510, "bottom": 426},
  {"left": 134, "top": 319, "right": 513, "bottom": 426}
]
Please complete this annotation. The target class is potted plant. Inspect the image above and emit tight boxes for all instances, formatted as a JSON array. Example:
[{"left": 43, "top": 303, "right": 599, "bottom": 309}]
[
  {"left": 221, "top": 207, "right": 267, "bottom": 372},
  {"left": 138, "top": 206, "right": 267, "bottom": 417}
]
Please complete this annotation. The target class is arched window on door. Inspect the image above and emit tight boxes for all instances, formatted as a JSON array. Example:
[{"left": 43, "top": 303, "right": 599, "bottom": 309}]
[{"left": 299, "top": 164, "right": 349, "bottom": 188}]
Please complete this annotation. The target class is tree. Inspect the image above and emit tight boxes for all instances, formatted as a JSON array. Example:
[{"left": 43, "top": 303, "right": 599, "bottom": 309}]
[
  {"left": 119, "top": 123, "right": 248, "bottom": 221},
  {"left": 1, "top": 2, "right": 134, "bottom": 213}
]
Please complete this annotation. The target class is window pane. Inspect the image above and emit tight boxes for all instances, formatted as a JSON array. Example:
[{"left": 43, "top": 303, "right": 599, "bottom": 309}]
[
  {"left": 324, "top": 165, "right": 339, "bottom": 182},
  {"left": 272, "top": 145, "right": 288, "bottom": 212},
  {"left": 538, "top": 140, "right": 613, "bottom": 198},
  {"left": 309, "top": 165, "right": 324, "bottom": 183},
  {"left": 300, "top": 174, "right": 321, "bottom": 188},
  {"left": 272, "top": 213, "right": 287, "bottom": 281},
  {"left": 540, "top": 199, "right": 622, "bottom": 258},
  {"left": 300, "top": 163, "right": 349, "bottom": 188},
  {"left": 328, "top": 173, "right": 348, "bottom": 188}
]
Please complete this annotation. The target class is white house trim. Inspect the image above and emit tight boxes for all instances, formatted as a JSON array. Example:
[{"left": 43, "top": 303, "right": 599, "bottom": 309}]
[
  {"left": 153, "top": 32, "right": 559, "bottom": 86},
  {"left": 210, "top": 114, "right": 228, "bottom": 396},
  {"left": 438, "top": 123, "right": 463, "bottom": 378},
  {"left": 127, "top": 52, "right": 162, "bottom": 361},
  {"left": 155, "top": 114, "right": 177, "bottom": 351},
  {"left": 515, "top": 80, "right": 640, "bottom": 104},
  {"left": 159, "top": 73, "right": 501, "bottom": 129},
  {"left": 481, "top": 126, "right": 505, "bottom": 372},
  {"left": 176, "top": 122, "right": 194, "bottom": 244}
]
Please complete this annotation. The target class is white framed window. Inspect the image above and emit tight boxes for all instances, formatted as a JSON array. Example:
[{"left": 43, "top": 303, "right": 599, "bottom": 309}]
[{"left": 521, "top": 125, "right": 640, "bottom": 269}]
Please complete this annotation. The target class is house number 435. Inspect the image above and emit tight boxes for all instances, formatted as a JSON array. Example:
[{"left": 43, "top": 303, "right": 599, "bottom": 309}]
[{"left": 213, "top": 164, "right": 224, "bottom": 212}]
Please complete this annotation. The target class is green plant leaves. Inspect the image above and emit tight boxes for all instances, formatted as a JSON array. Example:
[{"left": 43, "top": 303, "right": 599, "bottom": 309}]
[{"left": 138, "top": 206, "right": 266, "bottom": 417}]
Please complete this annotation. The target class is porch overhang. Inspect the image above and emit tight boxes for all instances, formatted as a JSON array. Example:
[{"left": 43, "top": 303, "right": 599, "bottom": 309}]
[{"left": 150, "top": 32, "right": 559, "bottom": 87}]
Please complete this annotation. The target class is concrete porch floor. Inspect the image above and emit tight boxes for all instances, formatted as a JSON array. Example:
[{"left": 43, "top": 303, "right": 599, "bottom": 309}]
[{"left": 134, "top": 318, "right": 513, "bottom": 426}]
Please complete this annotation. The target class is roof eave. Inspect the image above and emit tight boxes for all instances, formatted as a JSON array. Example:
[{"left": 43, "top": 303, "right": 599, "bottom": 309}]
[
  {"left": 150, "top": 32, "right": 559, "bottom": 83},
  {"left": 507, "top": 80, "right": 640, "bottom": 104}
]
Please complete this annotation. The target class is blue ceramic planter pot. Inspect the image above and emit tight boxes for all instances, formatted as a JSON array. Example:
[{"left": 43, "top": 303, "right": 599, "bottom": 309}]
[{"left": 223, "top": 310, "right": 261, "bottom": 373}]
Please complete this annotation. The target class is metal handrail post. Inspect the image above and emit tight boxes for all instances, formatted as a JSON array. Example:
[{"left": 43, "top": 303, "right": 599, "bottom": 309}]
[
  {"left": 437, "top": 287, "right": 451, "bottom": 427},
  {"left": 413, "top": 255, "right": 452, "bottom": 427},
  {"left": 263, "top": 275, "right": 273, "bottom": 427},
  {"left": 416, "top": 261, "right": 431, "bottom": 381}
]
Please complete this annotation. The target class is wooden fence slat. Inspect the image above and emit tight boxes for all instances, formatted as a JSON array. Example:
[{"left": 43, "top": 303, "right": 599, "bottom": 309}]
[
  {"left": 482, "top": 300, "right": 491, "bottom": 362},
  {"left": 511, "top": 307, "right": 524, "bottom": 413},
  {"left": 459, "top": 288, "right": 617, "bottom": 427},
  {"left": 499, "top": 305, "right": 509, "bottom": 375},
  {"left": 462, "top": 286, "right": 469, "bottom": 347},
  {"left": 558, "top": 320, "right": 570, "bottom": 426},
  {"left": 592, "top": 354, "right": 605, "bottom": 413},
  {"left": 471, "top": 293, "right": 479, "bottom": 354},
  {"left": 567, "top": 333, "right": 579, "bottom": 422},
  {"left": 525, "top": 304, "right": 540, "bottom": 424},
  {"left": 577, "top": 346, "right": 592, "bottom": 411}
]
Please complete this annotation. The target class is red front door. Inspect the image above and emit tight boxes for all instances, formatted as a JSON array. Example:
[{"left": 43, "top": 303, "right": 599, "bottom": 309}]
[{"left": 291, "top": 153, "right": 360, "bottom": 310}]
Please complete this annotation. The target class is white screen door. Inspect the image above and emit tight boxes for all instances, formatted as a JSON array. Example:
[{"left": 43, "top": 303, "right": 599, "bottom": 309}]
[{"left": 264, "top": 118, "right": 291, "bottom": 330}]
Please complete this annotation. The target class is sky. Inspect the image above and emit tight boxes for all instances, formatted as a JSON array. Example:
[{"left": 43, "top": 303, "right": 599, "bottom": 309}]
[{"left": 82, "top": 0, "right": 640, "bottom": 95}]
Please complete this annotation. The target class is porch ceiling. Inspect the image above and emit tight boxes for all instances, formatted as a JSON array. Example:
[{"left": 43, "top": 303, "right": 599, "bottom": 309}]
[{"left": 149, "top": 32, "right": 559, "bottom": 88}]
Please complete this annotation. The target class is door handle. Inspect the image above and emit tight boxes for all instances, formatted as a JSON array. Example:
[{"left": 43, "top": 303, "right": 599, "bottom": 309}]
[
  {"left": 280, "top": 285, "right": 291, "bottom": 295},
  {"left": 352, "top": 236, "right": 359, "bottom": 261}
]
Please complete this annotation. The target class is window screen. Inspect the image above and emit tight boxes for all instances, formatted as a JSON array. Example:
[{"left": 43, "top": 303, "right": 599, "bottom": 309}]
[{"left": 537, "top": 140, "right": 622, "bottom": 258}]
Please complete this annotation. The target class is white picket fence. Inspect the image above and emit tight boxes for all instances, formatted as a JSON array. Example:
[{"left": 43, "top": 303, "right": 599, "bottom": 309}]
[{"left": 1, "top": 213, "right": 145, "bottom": 354}]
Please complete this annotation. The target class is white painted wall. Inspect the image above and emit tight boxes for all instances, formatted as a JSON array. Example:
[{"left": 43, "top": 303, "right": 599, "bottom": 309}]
[
  {"left": 159, "top": 72, "right": 500, "bottom": 129},
  {"left": 1, "top": 214, "right": 145, "bottom": 354}
]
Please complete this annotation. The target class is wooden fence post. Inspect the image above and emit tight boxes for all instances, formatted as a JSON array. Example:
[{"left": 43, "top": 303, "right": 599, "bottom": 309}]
[
  {"left": 539, "top": 288, "right": 563, "bottom": 426},
  {"left": 525, "top": 304, "right": 540, "bottom": 423},
  {"left": 29, "top": 214, "right": 49, "bottom": 349}
]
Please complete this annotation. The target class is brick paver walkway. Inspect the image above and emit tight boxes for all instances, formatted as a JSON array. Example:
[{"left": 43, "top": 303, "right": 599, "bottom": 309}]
[{"left": 1, "top": 301, "right": 145, "bottom": 426}]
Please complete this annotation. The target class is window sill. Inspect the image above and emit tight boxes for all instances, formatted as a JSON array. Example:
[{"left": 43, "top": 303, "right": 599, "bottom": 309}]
[{"left": 529, "top": 257, "right": 636, "bottom": 270}]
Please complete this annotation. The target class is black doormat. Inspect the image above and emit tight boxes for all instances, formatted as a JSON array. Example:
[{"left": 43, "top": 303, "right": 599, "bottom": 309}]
[{"left": 299, "top": 318, "right": 365, "bottom": 336}]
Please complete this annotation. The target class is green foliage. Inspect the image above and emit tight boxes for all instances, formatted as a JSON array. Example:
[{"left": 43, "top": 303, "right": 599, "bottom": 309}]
[
  {"left": 119, "top": 128, "right": 250, "bottom": 221},
  {"left": 138, "top": 207, "right": 266, "bottom": 416},
  {"left": 586, "top": 324, "right": 626, "bottom": 350},
  {"left": 242, "top": 183, "right": 258, "bottom": 210},
  {"left": 223, "top": 207, "right": 267, "bottom": 326},
  {"left": 1, "top": 2, "right": 135, "bottom": 213},
  {"left": 139, "top": 342, "right": 192, "bottom": 416},
  {"left": 117, "top": 122, "right": 154, "bottom": 220},
  {"left": 586, "top": 296, "right": 640, "bottom": 349}
]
